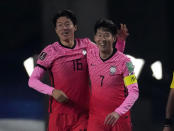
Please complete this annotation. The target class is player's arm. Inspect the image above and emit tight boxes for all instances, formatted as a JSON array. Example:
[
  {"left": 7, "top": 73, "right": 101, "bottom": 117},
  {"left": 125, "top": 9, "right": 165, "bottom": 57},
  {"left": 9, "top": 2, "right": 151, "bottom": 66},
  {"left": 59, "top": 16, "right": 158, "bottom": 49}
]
[
  {"left": 104, "top": 60, "right": 139, "bottom": 127},
  {"left": 163, "top": 73, "right": 174, "bottom": 131},
  {"left": 28, "top": 46, "right": 68, "bottom": 103},
  {"left": 85, "top": 38, "right": 97, "bottom": 51},
  {"left": 104, "top": 76, "right": 139, "bottom": 127},
  {"left": 28, "top": 66, "right": 54, "bottom": 95},
  {"left": 115, "top": 61, "right": 139, "bottom": 115},
  {"left": 115, "top": 24, "right": 129, "bottom": 52},
  {"left": 28, "top": 65, "right": 69, "bottom": 103}
]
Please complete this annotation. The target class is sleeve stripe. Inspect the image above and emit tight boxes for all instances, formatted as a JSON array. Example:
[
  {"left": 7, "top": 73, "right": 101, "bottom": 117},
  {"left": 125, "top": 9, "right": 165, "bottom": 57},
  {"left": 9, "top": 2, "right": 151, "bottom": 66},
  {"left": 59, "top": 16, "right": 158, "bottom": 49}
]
[{"left": 36, "top": 64, "right": 47, "bottom": 71}]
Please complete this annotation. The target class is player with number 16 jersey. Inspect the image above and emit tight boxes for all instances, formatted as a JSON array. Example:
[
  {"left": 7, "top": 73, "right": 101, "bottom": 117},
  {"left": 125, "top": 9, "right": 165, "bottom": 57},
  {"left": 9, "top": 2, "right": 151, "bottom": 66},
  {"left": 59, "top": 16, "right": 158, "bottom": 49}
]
[{"left": 28, "top": 10, "right": 126, "bottom": 131}]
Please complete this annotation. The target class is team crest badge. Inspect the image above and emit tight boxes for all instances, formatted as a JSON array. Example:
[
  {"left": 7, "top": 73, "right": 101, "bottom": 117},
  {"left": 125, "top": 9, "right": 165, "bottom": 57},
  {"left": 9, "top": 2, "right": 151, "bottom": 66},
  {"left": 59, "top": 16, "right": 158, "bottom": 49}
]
[
  {"left": 82, "top": 49, "right": 87, "bottom": 55},
  {"left": 110, "top": 66, "right": 116, "bottom": 75}
]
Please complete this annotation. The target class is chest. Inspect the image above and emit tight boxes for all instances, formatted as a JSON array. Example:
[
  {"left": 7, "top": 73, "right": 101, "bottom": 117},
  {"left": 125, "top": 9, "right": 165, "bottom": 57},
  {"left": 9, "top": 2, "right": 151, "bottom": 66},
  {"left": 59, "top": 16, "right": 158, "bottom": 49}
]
[
  {"left": 88, "top": 56, "right": 124, "bottom": 88},
  {"left": 51, "top": 48, "right": 88, "bottom": 77}
]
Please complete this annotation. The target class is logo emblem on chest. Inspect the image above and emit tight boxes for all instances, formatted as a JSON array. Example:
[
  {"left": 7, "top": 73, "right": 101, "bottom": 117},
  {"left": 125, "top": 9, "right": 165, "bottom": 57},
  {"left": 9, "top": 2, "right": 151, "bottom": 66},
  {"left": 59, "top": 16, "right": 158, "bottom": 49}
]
[
  {"left": 82, "top": 49, "right": 87, "bottom": 55},
  {"left": 110, "top": 66, "right": 116, "bottom": 75}
]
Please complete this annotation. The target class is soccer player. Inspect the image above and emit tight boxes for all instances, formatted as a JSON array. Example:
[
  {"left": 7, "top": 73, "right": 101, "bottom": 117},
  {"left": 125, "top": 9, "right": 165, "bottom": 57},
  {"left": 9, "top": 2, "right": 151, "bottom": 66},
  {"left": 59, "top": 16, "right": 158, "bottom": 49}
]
[
  {"left": 87, "top": 18, "right": 139, "bottom": 131},
  {"left": 28, "top": 10, "right": 128, "bottom": 131},
  {"left": 163, "top": 72, "right": 174, "bottom": 131}
]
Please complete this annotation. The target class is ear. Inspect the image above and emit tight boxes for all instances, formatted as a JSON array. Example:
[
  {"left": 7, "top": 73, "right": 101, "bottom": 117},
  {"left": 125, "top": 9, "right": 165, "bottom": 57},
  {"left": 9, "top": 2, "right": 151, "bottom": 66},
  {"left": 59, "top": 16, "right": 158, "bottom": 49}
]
[
  {"left": 113, "top": 36, "right": 116, "bottom": 42},
  {"left": 74, "top": 25, "right": 78, "bottom": 31}
]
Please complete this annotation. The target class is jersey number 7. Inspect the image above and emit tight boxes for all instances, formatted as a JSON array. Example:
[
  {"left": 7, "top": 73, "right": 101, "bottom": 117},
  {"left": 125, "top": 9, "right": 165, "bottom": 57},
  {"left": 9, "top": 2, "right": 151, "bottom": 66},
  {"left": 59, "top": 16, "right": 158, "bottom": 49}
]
[{"left": 100, "top": 75, "right": 104, "bottom": 87}]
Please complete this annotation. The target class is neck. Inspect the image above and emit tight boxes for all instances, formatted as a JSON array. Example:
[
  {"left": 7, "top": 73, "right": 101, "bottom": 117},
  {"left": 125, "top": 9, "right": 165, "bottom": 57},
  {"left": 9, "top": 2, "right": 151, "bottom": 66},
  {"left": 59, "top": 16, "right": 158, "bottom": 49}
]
[
  {"left": 60, "top": 38, "right": 75, "bottom": 48},
  {"left": 100, "top": 48, "right": 114, "bottom": 60}
]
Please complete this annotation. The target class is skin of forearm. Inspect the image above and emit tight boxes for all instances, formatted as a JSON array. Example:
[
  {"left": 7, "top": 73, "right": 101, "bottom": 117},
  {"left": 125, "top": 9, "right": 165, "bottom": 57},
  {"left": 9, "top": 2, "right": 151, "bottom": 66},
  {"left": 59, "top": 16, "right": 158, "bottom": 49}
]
[{"left": 166, "top": 88, "right": 174, "bottom": 118}]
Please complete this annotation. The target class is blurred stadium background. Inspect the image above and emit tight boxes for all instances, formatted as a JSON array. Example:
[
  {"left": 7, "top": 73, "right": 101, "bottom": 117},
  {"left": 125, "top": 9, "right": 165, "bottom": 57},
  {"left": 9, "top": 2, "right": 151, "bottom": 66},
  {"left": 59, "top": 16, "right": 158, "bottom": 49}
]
[{"left": 0, "top": 0, "right": 174, "bottom": 131}]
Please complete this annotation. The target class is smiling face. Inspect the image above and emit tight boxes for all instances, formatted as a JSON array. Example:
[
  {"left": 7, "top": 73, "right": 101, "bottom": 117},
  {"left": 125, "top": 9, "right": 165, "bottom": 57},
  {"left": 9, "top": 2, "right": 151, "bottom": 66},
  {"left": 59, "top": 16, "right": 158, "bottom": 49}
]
[
  {"left": 55, "top": 16, "right": 77, "bottom": 41},
  {"left": 94, "top": 27, "right": 116, "bottom": 54}
]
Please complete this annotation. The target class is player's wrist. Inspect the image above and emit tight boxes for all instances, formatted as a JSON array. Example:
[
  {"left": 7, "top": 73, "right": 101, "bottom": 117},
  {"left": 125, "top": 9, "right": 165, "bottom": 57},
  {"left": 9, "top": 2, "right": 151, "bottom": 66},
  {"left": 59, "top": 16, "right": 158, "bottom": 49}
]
[
  {"left": 164, "top": 118, "right": 173, "bottom": 127},
  {"left": 114, "top": 110, "right": 121, "bottom": 116}
]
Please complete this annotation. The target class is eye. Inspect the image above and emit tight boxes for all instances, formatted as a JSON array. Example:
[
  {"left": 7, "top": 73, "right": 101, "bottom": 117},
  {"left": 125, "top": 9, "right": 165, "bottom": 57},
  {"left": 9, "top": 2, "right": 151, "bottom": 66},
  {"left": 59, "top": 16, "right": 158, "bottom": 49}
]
[
  {"left": 65, "top": 23, "right": 70, "bottom": 26},
  {"left": 57, "top": 23, "right": 62, "bottom": 27},
  {"left": 96, "top": 34, "right": 102, "bottom": 37},
  {"left": 104, "top": 33, "right": 110, "bottom": 38},
  {"left": 64, "top": 22, "right": 72, "bottom": 27}
]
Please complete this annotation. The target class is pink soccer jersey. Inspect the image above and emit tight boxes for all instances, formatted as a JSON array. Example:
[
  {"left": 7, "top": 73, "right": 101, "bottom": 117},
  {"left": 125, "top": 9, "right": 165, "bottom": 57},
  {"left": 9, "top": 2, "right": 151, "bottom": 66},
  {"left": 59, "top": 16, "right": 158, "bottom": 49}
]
[
  {"left": 29, "top": 37, "right": 125, "bottom": 114},
  {"left": 28, "top": 37, "right": 126, "bottom": 130},
  {"left": 87, "top": 47, "right": 138, "bottom": 130},
  {"left": 36, "top": 38, "right": 91, "bottom": 114}
]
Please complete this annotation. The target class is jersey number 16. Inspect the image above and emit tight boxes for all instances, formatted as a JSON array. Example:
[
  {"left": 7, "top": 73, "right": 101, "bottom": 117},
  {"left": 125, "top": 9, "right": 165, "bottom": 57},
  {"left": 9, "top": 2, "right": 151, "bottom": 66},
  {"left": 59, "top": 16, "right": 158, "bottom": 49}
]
[{"left": 73, "top": 59, "right": 83, "bottom": 71}]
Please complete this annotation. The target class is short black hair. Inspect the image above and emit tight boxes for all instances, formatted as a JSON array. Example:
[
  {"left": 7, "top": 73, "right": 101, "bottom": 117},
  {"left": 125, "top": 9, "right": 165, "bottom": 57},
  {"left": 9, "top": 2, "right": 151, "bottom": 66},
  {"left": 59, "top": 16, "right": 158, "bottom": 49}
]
[
  {"left": 94, "top": 18, "right": 117, "bottom": 35},
  {"left": 52, "top": 10, "right": 77, "bottom": 27}
]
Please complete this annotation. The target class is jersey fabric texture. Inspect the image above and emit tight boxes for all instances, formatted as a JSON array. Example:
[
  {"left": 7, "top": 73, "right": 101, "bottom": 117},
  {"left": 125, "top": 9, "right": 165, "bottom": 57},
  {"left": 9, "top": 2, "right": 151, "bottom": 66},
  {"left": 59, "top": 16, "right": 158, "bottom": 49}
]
[
  {"left": 37, "top": 38, "right": 91, "bottom": 131},
  {"left": 87, "top": 47, "right": 138, "bottom": 131},
  {"left": 28, "top": 37, "right": 125, "bottom": 131}
]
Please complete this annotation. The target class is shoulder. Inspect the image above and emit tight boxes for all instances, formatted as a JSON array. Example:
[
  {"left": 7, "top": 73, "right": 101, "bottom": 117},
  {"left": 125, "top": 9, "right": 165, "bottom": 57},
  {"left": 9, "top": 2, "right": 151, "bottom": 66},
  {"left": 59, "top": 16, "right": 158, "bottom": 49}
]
[
  {"left": 76, "top": 38, "right": 96, "bottom": 48},
  {"left": 42, "top": 42, "right": 58, "bottom": 52},
  {"left": 114, "top": 51, "right": 133, "bottom": 71},
  {"left": 117, "top": 52, "right": 134, "bottom": 73},
  {"left": 75, "top": 38, "right": 90, "bottom": 46},
  {"left": 38, "top": 42, "right": 59, "bottom": 61},
  {"left": 76, "top": 37, "right": 90, "bottom": 42},
  {"left": 116, "top": 51, "right": 130, "bottom": 62}
]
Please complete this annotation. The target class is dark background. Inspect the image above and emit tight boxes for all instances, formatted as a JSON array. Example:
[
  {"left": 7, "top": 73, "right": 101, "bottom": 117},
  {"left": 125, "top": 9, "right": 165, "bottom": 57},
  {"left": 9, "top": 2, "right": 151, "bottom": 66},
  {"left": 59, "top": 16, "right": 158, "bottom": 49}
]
[{"left": 0, "top": 0, "right": 174, "bottom": 131}]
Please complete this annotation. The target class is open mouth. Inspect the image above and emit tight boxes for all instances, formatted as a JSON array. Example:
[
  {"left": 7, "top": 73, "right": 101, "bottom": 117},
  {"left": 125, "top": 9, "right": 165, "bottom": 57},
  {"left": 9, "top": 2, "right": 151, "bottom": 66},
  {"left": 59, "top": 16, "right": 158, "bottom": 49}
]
[
  {"left": 100, "top": 42, "right": 107, "bottom": 47},
  {"left": 99, "top": 44, "right": 106, "bottom": 49},
  {"left": 62, "top": 31, "right": 69, "bottom": 36}
]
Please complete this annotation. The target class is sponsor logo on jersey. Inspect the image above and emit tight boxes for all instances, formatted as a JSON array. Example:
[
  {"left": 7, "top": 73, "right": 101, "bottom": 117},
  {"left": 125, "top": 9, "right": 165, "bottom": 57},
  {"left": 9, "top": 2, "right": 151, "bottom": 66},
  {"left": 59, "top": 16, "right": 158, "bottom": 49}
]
[
  {"left": 39, "top": 52, "right": 47, "bottom": 60},
  {"left": 110, "top": 66, "right": 116, "bottom": 75},
  {"left": 82, "top": 49, "right": 87, "bottom": 55},
  {"left": 90, "top": 63, "right": 95, "bottom": 66}
]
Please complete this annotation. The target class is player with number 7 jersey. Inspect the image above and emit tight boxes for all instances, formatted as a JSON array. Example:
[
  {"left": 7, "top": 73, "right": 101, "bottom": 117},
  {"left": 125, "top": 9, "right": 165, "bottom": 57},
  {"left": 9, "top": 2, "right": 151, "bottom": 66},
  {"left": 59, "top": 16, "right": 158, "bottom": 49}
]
[
  {"left": 87, "top": 19, "right": 139, "bottom": 131},
  {"left": 29, "top": 38, "right": 125, "bottom": 131},
  {"left": 28, "top": 10, "right": 127, "bottom": 131}
]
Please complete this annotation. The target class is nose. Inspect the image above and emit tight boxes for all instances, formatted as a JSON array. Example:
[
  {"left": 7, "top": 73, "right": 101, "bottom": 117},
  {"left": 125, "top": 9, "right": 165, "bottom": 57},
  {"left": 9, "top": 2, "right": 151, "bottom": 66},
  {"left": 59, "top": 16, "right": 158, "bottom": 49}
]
[
  {"left": 101, "top": 36, "right": 107, "bottom": 42},
  {"left": 62, "top": 25, "right": 68, "bottom": 29}
]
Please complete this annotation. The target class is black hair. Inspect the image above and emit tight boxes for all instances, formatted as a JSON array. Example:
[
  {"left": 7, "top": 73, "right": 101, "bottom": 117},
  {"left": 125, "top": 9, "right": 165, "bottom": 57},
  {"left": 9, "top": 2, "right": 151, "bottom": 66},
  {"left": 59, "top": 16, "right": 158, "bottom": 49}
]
[
  {"left": 52, "top": 10, "right": 77, "bottom": 27},
  {"left": 94, "top": 18, "right": 117, "bottom": 35}
]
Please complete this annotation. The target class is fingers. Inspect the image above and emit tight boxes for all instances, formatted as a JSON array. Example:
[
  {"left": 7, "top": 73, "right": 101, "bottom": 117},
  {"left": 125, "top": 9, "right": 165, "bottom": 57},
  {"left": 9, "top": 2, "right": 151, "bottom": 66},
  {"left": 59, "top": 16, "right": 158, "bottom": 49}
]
[
  {"left": 58, "top": 93, "right": 69, "bottom": 103},
  {"left": 52, "top": 89, "right": 69, "bottom": 103},
  {"left": 104, "top": 114, "right": 111, "bottom": 125},
  {"left": 61, "top": 91, "right": 69, "bottom": 99},
  {"left": 120, "top": 23, "right": 128, "bottom": 33},
  {"left": 58, "top": 91, "right": 69, "bottom": 103},
  {"left": 120, "top": 23, "right": 124, "bottom": 30},
  {"left": 104, "top": 114, "right": 117, "bottom": 127},
  {"left": 112, "top": 119, "right": 117, "bottom": 127}
]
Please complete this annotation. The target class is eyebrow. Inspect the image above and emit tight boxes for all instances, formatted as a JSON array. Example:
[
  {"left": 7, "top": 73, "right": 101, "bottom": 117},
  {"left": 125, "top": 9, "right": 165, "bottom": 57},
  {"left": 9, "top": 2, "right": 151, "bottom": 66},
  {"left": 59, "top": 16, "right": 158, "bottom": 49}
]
[
  {"left": 57, "top": 21, "right": 71, "bottom": 24},
  {"left": 97, "top": 31, "right": 110, "bottom": 34}
]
